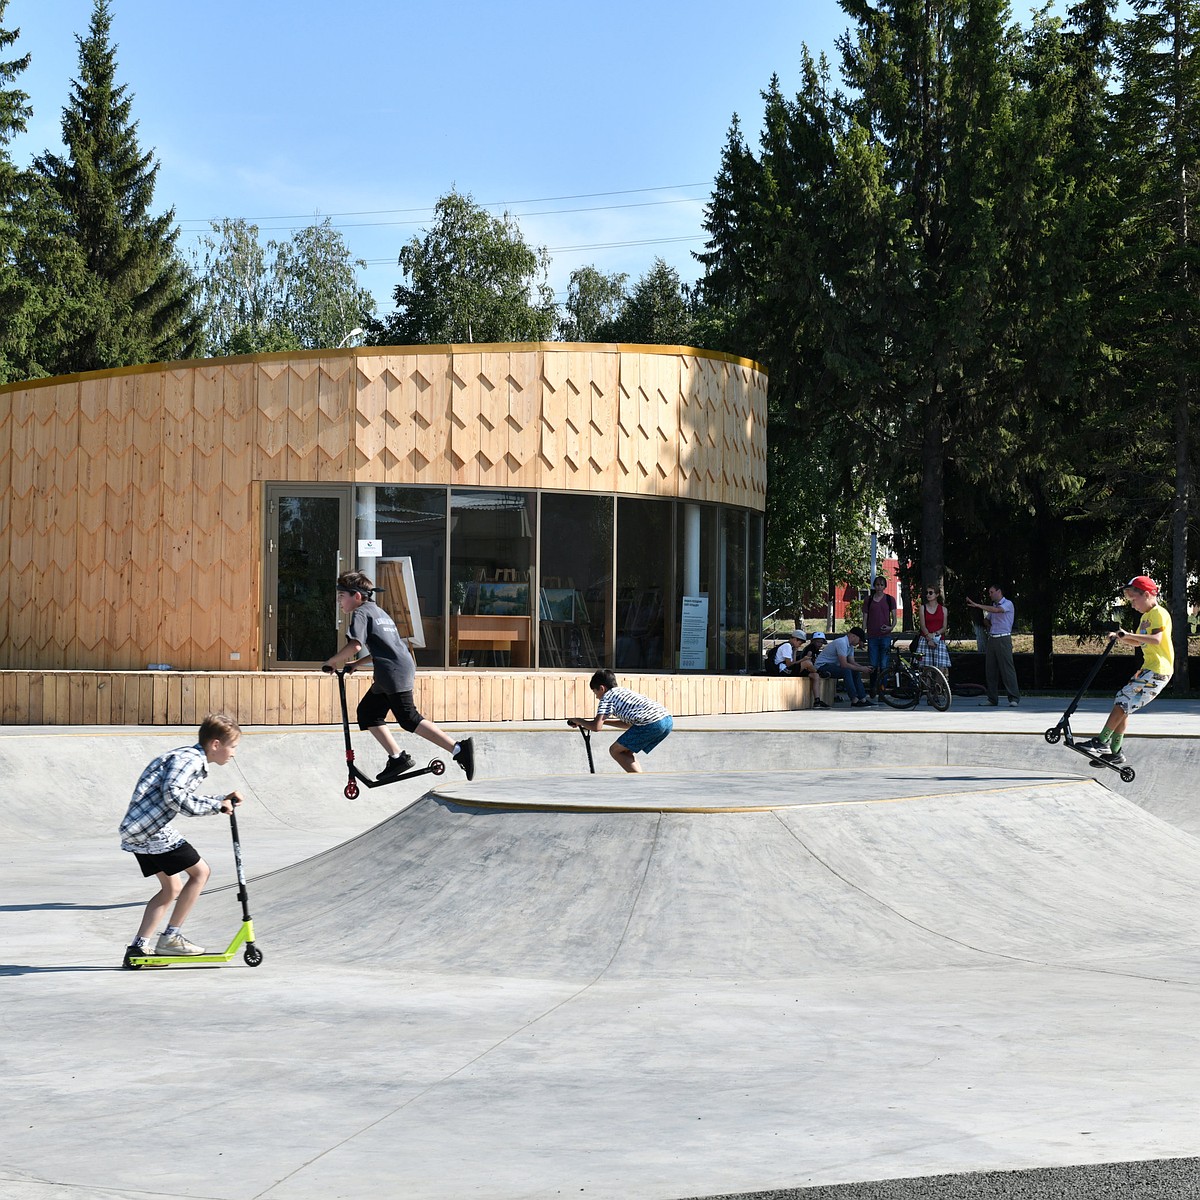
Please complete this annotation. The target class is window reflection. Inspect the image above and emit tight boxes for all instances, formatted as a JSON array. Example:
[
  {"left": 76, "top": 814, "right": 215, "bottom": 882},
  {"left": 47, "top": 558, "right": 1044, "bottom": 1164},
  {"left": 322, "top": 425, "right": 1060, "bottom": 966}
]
[
  {"left": 539, "top": 494, "right": 612, "bottom": 668},
  {"left": 450, "top": 490, "right": 535, "bottom": 667},
  {"left": 357, "top": 487, "right": 447, "bottom": 667},
  {"left": 615, "top": 498, "right": 673, "bottom": 670}
]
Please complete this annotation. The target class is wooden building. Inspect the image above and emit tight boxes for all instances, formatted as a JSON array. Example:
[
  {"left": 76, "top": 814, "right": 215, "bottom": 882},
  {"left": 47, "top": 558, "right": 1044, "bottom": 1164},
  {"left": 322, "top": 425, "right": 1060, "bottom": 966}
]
[{"left": 0, "top": 343, "right": 810, "bottom": 725}]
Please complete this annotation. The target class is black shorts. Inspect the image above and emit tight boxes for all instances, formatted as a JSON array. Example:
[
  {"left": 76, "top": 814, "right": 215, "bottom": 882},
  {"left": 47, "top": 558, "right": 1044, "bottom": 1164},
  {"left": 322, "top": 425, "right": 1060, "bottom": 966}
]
[
  {"left": 134, "top": 841, "right": 201, "bottom": 878},
  {"left": 357, "top": 686, "right": 424, "bottom": 734}
]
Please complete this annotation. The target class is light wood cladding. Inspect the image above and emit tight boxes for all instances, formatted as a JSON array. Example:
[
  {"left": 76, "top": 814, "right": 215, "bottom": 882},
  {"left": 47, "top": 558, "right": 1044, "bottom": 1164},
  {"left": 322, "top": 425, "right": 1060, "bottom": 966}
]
[
  {"left": 0, "top": 344, "right": 766, "bottom": 674},
  {"left": 0, "top": 669, "right": 808, "bottom": 726}
]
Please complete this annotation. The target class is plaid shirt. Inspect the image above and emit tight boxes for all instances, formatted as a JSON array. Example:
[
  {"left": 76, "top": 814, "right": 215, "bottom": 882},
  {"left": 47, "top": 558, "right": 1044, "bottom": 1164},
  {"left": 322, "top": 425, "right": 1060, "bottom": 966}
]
[{"left": 119, "top": 744, "right": 226, "bottom": 854}]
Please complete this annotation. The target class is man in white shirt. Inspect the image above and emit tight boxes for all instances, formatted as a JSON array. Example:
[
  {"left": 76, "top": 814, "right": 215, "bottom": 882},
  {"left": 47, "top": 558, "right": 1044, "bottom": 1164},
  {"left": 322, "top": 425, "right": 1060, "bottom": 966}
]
[
  {"left": 815, "top": 626, "right": 874, "bottom": 707},
  {"left": 966, "top": 583, "right": 1020, "bottom": 706}
]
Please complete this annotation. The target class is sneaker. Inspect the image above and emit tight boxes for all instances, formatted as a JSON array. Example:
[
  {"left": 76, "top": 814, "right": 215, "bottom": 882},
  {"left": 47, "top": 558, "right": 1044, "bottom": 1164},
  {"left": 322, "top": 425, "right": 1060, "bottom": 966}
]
[
  {"left": 455, "top": 737, "right": 475, "bottom": 781},
  {"left": 812, "top": 699, "right": 830, "bottom": 710},
  {"left": 1008, "top": 698, "right": 1020, "bottom": 707},
  {"left": 155, "top": 932, "right": 204, "bottom": 956},
  {"left": 1103, "top": 749, "right": 1127, "bottom": 766},
  {"left": 983, "top": 699, "right": 999, "bottom": 707},
  {"left": 376, "top": 752, "right": 416, "bottom": 783},
  {"left": 1077, "top": 737, "right": 1107, "bottom": 754}
]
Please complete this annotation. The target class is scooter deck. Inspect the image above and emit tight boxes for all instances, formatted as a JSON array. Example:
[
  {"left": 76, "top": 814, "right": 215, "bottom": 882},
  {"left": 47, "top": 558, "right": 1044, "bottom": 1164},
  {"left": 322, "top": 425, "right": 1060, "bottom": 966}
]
[
  {"left": 124, "top": 921, "right": 258, "bottom": 969},
  {"left": 1065, "top": 741, "right": 1135, "bottom": 781},
  {"left": 352, "top": 760, "right": 446, "bottom": 789}
]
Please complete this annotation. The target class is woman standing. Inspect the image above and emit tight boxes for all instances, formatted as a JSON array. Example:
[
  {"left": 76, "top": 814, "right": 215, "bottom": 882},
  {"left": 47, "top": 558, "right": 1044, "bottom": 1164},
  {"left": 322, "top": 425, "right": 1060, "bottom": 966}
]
[{"left": 918, "top": 587, "right": 951, "bottom": 680}]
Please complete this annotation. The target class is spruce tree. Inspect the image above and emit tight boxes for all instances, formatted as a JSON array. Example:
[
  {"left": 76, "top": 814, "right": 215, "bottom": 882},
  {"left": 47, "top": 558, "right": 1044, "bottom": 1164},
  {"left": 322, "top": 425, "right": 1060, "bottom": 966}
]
[
  {"left": 34, "top": 0, "right": 199, "bottom": 373},
  {"left": 1105, "top": 0, "right": 1200, "bottom": 685},
  {"left": 0, "top": 0, "right": 31, "bottom": 383}
]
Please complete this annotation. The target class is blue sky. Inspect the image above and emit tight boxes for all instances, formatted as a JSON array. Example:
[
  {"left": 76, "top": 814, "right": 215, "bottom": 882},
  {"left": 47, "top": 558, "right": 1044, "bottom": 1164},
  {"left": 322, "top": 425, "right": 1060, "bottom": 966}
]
[{"left": 8, "top": 1, "right": 1051, "bottom": 317}]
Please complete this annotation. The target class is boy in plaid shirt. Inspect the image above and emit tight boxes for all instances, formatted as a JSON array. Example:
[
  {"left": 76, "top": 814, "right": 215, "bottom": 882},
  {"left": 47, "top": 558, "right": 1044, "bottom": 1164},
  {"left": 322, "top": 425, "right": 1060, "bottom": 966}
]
[{"left": 119, "top": 713, "right": 245, "bottom": 963}]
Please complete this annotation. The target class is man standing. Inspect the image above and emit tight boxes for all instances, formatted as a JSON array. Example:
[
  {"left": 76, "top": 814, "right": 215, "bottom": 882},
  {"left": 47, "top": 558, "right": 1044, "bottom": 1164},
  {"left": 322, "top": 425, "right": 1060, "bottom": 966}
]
[
  {"left": 966, "top": 583, "right": 1020, "bottom": 707},
  {"left": 1078, "top": 576, "right": 1173, "bottom": 766},
  {"left": 863, "top": 577, "right": 897, "bottom": 698}
]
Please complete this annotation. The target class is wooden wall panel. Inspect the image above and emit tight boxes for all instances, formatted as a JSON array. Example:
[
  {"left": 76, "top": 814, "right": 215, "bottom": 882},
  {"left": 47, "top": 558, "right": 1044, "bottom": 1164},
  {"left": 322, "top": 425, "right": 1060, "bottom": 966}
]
[
  {"left": 0, "top": 345, "right": 765, "bottom": 680},
  {"left": 0, "top": 670, "right": 807, "bottom": 725}
]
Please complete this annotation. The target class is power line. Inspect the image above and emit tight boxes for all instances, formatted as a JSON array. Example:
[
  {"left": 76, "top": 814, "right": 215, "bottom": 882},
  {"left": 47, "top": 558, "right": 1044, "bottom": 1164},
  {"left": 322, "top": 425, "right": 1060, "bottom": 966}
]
[
  {"left": 356, "top": 233, "right": 706, "bottom": 268},
  {"left": 178, "top": 182, "right": 714, "bottom": 230}
]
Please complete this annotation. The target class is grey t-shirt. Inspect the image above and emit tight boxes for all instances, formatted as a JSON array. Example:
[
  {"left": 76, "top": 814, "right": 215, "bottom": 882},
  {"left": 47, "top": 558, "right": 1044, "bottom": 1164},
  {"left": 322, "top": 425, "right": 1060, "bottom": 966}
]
[{"left": 347, "top": 600, "right": 415, "bottom": 693}]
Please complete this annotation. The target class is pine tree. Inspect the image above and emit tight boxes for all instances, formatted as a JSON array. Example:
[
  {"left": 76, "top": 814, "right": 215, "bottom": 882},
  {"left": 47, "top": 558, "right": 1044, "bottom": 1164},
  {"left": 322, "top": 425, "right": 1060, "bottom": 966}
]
[
  {"left": 1107, "top": 0, "right": 1200, "bottom": 685},
  {"left": 0, "top": 0, "right": 31, "bottom": 383},
  {"left": 34, "top": 0, "right": 199, "bottom": 373}
]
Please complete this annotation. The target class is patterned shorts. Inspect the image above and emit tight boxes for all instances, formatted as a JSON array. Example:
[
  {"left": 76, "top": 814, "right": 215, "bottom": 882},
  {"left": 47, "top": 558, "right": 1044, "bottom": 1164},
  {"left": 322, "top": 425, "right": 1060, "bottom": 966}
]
[{"left": 1115, "top": 668, "right": 1170, "bottom": 714}]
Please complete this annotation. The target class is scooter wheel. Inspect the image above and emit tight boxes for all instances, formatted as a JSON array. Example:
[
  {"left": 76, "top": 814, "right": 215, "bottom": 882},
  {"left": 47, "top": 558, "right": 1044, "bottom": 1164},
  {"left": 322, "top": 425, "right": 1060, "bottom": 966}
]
[
  {"left": 430, "top": 759, "right": 446, "bottom": 775},
  {"left": 1120, "top": 767, "right": 1136, "bottom": 784},
  {"left": 1044, "top": 728, "right": 1062, "bottom": 744},
  {"left": 243, "top": 945, "right": 264, "bottom": 967},
  {"left": 344, "top": 781, "right": 359, "bottom": 799},
  {"left": 123, "top": 952, "right": 142, "bottom": 970}
]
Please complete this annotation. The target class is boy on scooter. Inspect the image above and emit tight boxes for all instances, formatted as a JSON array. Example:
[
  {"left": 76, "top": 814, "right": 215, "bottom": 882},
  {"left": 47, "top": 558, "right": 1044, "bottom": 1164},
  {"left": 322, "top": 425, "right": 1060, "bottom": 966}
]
[
  {"left": 324, "top": 570, "right": 475, "bottom": 783},
  {"left": 1078, "top": 575, "right": 1174, "bottom": 766},
  {"left": 119, "top": 713, "right": 245, "bottom": 963}
]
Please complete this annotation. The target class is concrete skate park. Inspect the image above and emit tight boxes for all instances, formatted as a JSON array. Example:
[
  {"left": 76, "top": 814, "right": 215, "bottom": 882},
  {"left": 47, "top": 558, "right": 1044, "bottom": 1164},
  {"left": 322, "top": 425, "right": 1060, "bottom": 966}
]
[{"left": 4, "top": 699, "right": 1200, "bottom": 1200}]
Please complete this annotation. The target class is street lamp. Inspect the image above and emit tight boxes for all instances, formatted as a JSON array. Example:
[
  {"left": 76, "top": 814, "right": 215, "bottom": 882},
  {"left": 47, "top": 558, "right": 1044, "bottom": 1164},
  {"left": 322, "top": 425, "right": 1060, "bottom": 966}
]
[{"left": 337, "top": 327, "right": 365, "bottom": 348}]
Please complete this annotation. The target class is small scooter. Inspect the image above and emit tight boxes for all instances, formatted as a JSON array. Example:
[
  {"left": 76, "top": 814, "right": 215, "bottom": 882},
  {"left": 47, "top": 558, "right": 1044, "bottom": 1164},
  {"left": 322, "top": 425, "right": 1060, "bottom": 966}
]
[
  {"left": 568, "top": 720, "right": 596, "bottom": 773},
  {"left": 123, "top": 807, "right": 263, "bottom": 969},
  {"left": 325, "top": 665, "right": 446, "bottom": 799},
  {"left": 1043, "top": 638, "right": 1136, "bottom": 783}
]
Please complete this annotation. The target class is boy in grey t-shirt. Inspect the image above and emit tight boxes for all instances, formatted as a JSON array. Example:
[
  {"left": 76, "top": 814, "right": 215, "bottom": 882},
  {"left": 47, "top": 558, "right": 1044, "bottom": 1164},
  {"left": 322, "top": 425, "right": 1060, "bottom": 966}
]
[{"left": 324, "top": 571, "right": 475, "bottom": 782}]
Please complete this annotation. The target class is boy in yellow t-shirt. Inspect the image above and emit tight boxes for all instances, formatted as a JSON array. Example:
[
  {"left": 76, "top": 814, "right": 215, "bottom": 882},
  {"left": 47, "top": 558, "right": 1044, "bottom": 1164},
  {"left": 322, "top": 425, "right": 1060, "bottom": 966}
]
[{"left": 1079, "top": 575, "right": 1173, "bottom": 766}]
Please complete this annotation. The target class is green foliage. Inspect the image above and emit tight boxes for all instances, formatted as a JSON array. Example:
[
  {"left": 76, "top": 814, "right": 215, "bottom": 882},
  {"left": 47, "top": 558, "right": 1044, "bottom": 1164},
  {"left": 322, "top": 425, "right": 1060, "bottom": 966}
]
[
  {"left": 556, "top": 265, "right": 627, "bottom": 341},
  {"left": 31, "top": 0, "right": 199, "bottom": 373},
  {"left": 0, "top": 0, "right": 32, "bottom": 383},
  {"left": 374, "top": 189, "right": 556, "bottom": 345},
  {"left": 195, "top": 216, "right": 374, "bottom": 355}
]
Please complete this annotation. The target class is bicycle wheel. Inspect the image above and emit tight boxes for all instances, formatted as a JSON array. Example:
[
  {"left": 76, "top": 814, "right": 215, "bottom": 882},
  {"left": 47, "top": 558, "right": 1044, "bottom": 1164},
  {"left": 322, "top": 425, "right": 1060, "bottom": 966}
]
[
  {"left": 880, "top": 665, "right": 920, "bottom": 709},
  {"left": 922, "top": 666, "right": 952, "bottom": 712}
]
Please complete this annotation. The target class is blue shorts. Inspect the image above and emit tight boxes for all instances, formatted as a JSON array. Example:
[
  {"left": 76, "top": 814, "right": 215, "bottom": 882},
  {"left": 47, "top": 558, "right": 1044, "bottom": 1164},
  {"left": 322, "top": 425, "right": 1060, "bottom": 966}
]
[{"left": 617, "top": 716, "right": 673, "bottom": 755}]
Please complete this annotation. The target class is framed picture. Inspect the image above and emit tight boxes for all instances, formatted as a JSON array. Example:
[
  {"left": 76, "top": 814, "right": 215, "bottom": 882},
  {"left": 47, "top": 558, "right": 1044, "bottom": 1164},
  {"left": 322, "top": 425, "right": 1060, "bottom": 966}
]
[
  {"left": 475, "top": 582, "right": 530, "bottom": 616},
  {"left": 540, "top": 588, "right": 591, "bottom": 624}
]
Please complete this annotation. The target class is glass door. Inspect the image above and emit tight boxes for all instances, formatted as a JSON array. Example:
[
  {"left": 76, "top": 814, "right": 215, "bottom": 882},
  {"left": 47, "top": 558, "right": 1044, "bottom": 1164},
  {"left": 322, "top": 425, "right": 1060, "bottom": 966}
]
[{"left": 265, "top": 485, "right": 353, "bottom": 668}]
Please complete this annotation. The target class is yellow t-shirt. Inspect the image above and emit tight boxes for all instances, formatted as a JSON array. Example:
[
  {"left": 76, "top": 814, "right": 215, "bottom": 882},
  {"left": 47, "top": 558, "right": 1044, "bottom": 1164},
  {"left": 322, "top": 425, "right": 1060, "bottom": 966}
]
[{"left": 1137, "top": 604, "right": 1174, "bottom": 675}]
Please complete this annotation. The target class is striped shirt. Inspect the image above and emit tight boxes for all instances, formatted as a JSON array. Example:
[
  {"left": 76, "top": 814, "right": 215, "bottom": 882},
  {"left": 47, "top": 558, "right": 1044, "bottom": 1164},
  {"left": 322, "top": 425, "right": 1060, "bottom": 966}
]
[
  {"left": 118, "top": 744, "right": 226, "bottom": 854},
  {"left": 596, "top": 687, "right": 671, "bottom": 727}
]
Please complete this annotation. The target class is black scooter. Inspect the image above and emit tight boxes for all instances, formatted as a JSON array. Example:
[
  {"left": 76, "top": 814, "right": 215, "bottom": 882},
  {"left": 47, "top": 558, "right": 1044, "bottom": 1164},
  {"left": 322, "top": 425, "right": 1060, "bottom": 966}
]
[
  {"left": 1043, "top": 639, "right": 1136, "bottom": 783},
  {"left": 325, "top": 666, "right": 446, "bottom": 799}
]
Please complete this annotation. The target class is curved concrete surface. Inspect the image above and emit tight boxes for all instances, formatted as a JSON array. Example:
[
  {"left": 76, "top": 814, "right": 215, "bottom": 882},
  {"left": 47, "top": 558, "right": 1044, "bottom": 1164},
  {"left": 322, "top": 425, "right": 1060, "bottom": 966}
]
[{"left": 2, "top": 708, "right": 1200, "bottom": 1200}]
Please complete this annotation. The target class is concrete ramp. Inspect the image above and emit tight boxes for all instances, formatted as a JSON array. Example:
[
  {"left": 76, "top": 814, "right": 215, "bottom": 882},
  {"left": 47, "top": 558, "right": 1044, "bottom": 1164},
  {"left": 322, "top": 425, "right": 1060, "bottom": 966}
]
[
  {"left": 256, "top": 767, "right": 1200, "bottom": 985},
  {"left": 4, "top": 737, "right": 1200, "bottom": 1200}
]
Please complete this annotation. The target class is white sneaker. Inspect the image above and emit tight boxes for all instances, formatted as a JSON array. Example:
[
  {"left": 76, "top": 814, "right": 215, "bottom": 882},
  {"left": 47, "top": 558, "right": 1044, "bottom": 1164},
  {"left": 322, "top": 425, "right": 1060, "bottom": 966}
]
[{"left": 156, "top": 932, "right": 205, "bottom": 955}]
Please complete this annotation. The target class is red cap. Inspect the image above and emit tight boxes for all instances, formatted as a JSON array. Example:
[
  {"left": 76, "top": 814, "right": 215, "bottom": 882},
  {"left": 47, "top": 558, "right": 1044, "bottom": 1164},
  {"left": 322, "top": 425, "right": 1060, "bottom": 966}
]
[{"left": 1125, "top": 575, "right": 1159, "bottom": 595}]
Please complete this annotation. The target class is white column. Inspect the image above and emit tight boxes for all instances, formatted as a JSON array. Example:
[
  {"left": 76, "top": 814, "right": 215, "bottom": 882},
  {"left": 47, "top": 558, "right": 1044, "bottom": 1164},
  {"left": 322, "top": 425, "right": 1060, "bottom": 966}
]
[{"left": 357, "top": 486, "right": 376, "bottom": 575}]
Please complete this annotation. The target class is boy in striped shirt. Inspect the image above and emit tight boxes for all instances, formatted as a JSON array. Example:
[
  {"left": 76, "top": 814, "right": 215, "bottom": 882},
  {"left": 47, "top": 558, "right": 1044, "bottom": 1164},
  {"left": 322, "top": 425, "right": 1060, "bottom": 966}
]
[{"left": 569, "top": 670, "right": 673, "bottom": 773}]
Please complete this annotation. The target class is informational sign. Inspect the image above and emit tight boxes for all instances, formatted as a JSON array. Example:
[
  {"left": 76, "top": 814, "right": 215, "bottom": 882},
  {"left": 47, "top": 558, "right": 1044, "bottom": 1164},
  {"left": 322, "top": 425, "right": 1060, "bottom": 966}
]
[
  {"left": 357, "top": 539, "right": 382, "bottom": 557},
  {"left": 679, "top": 595, "right": 709, "bottom": 670}
]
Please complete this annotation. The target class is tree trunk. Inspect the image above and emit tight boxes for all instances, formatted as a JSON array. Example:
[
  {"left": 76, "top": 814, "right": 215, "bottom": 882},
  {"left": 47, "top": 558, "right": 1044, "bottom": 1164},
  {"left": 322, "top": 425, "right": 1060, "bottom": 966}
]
[
  {"left": 1170, "top": 386, "right": 1191, "bottom": 690},
  {"left": 1030, "top": 494, "right": 1055, "bottom": 689},
  {"left": 919, "top": 399, "right": 945, "bottom": 594}
]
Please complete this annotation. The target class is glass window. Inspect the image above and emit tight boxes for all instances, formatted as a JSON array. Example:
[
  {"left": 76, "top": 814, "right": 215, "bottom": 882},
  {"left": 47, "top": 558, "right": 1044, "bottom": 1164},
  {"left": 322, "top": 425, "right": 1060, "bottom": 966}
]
[
  {"left": 748, "top": 513, "right": 764, "bottom": 670},
  {"left": 358, "top": 486, "right": 447, "bottom": 668},
  {"left": 450, "top": 489, "right": 535, "bottom": 668},
  {"left": 538, "top": 493, "right": 613, "bottom": 669},
  {"left": 615, "top": 497, "right": 673, "bottom": 671},
  {"left": 720, "top": 508, "right": 748, "bottom": 671}
]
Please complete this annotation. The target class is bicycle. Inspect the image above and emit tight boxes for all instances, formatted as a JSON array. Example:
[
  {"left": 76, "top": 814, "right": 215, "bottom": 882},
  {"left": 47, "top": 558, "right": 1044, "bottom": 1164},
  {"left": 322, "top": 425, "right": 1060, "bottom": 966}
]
[{"left": 877, "top": 644, "right": 952, "bottom": 711}]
